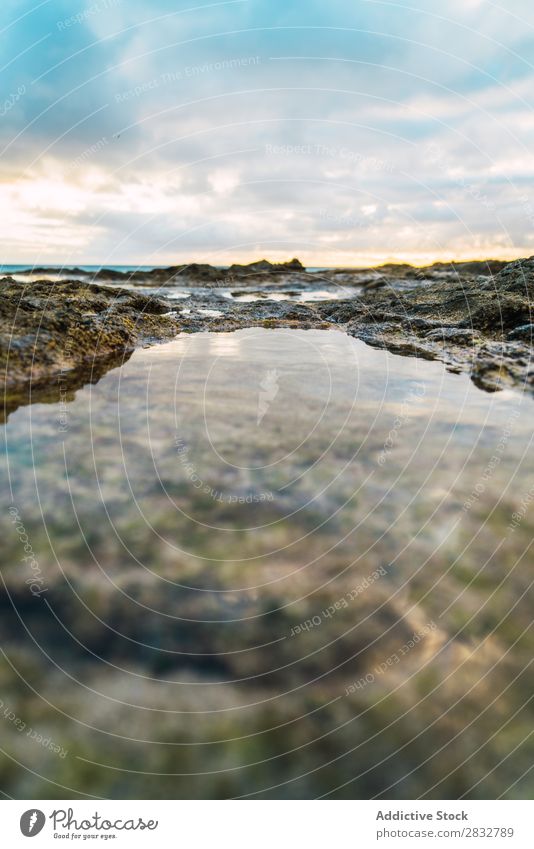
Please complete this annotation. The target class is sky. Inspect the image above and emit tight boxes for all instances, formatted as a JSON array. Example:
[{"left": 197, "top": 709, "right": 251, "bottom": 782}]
[{"left": 1, "top": 0, "right": 534, "bottom": 266}]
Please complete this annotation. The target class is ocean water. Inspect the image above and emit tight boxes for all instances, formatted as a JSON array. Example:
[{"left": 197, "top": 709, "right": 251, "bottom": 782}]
[{"left": 0, "top": 265, "right": 161, "bottom": 283}]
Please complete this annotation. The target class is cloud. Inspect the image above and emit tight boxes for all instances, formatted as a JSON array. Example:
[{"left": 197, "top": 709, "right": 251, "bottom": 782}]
[{"left": 1, "top": 0, "right": 534, "bottom": 263}]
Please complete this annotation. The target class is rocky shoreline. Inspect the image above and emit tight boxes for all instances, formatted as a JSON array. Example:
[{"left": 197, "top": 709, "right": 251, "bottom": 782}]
[
  {"left": 1, "top": 257, "right": 533, "bottom": 419},
  {"left": 12, "top": 256, "right": 509, "bottom": 287}
]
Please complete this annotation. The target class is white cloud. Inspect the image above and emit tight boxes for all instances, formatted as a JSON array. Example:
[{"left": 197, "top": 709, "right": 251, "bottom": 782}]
[{"left": 2, "top": 0, "right": 534, "bottom": 263}]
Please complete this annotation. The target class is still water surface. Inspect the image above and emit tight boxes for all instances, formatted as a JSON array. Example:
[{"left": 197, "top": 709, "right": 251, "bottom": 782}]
[{"left": 1, "top": 329, "right": 533, "bottom": 798}]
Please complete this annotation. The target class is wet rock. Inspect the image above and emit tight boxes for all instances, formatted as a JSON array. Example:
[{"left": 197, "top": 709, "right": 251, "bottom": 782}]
[
  {"left": 471, "top": 342, "right": 534, "bottom": 393},
  {"left": 424, "top": 327, "right": 480, "bottom": 343},
  {"left": 322, "top": 257, "right": 534, "bottom": 394},
  {"left": 174, "top": 298, "right": 324, "bottom": 334}
]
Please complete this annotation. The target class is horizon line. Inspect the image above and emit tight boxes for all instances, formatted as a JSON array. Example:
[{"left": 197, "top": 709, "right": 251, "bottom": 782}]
[{"left": 0, "top": 254, "right": 528, "bottom": 271}]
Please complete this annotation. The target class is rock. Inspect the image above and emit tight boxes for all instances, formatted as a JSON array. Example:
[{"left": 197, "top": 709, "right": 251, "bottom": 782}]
[
  {"left": 3, "top": 256, "right": 534, "bottom": 406},
  {"left": 228, "top": 258, "right": 304, "bottom": 275},
  {"left": 424, "top": 328, "right": 480, "bottom": 343},
  {"left": 507, "top": 324, "right": 534, "bottom": 341}
]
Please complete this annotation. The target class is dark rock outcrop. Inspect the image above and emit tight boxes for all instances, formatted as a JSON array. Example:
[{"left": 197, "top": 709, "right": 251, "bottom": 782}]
[{"left": 316, "top": 257, "right": 534, "bottom": 393}]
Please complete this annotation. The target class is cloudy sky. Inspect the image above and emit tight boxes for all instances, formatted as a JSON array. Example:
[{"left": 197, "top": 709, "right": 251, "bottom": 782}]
[{"left": 2, "top": 0, "right": 534, "bottom": 266}]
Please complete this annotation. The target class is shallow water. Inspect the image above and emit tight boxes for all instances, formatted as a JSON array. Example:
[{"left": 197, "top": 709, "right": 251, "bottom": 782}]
[
  {"left": 1, "top": 328, "right": 534, "bottom": 799},
  {"left": 129, "top": 284, "right": 361, "bottom": 303},
  {"left": 178, "top": 307, "right": 224, "bottom": 318}
]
